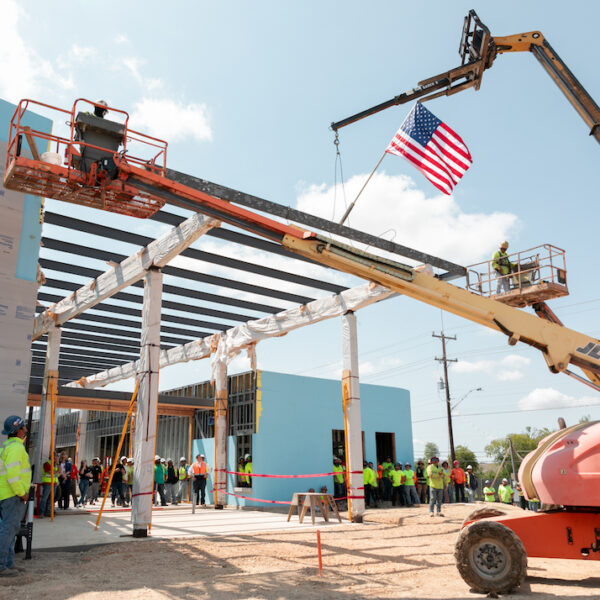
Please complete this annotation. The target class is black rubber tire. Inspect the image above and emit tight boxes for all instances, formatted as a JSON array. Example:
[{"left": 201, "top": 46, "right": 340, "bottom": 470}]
[
  {"left": 462, "top": 507, "right": 506, "bottom": 528},
  {"left": 454, "top": 520, "right": 527, "bottom": 594}
]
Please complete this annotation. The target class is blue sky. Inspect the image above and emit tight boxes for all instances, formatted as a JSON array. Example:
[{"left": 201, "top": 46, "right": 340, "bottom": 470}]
[{"left": 2, "top": 1, "right": 599, "bottom": 462}]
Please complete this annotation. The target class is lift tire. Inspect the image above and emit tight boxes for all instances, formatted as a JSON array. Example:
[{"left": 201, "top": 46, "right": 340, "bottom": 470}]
[
  {"left": 454, "top": 520, "right": 527, "bottom": 594},
  {"left": 461, "top": 507, "right": 506, "bottom": 528}
]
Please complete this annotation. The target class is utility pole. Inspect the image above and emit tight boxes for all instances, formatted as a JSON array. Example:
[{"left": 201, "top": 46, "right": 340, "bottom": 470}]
[{"left": 433, "top": 331, "right": 458, "bottom": 462}]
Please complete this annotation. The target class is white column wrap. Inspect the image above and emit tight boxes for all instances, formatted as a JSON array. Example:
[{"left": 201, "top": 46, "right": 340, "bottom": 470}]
[
  {"left": 33, "top": 325, "right": 61, "bottom": 483},
  {"left": 132, "top": 268, "right": 162, "bottom": 534},
  {"left": 213, "top": 350, "right": 228, "bottom": 508},
  {"left": 341, "top": 311, "right": 365, "bottom": 520}
]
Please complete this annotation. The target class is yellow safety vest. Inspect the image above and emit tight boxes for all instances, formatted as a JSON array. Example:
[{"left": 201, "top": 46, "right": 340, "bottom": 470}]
[
  {"left": 243, "top": 462, "right": 252, "bottom": 484},
  {"left": 404, "top": 469, "right": 416, "bottom": 486},
  {"left": 179, "top": 465, "right": 188, "bottom": 480},
  {"left": 389, "top": 469, "right": 403, "bottom": 487},
  {"left": 0, "top": 437, "right": 31, "bottom": 500},
  {"left": 426, "top": 465, "right": 444, "bottom": 490},
  {"left": 333, "top": 464, "right": 344, "bottom": 484},
  {"left": 41, "top": 460, "right": 58, "bottom": 484}
]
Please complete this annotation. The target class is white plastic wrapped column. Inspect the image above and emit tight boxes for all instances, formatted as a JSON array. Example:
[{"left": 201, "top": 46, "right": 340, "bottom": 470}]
[
  {"left": 213, "top": 357, "right": 228, "bottom": 508},
  {"left": 33, "top": 325, "right": 61, "bottom": 483},
  {"left": 76, "top": 411, "right": 88, "bottom": 465},
  {"left": 132, "top": 267, "right": 163, "bottom": 536},
  {"left": 341, "top": 311, "right": 365, "bottom": 521}
]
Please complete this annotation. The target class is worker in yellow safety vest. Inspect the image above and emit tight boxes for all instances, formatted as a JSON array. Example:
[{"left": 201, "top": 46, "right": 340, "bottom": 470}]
[
  {"left": 332, "top": 456, "right": 346, "bottom": 503},
  {"left": 403, "top": 462, "right": 420, "bottom": 506},
  {"left": 177, "top": 457, "right": 188, "bottom": 503},
  {"left": 362, "top": 461, "right": 377, "bottom": 508},
  {"left": 0, "top": 416, "right": 31, "bottom": 577},
  {"left": 426, "top": 456, "right": 445, "bottom": 517},
  {"left": 389, "top": 463, "right": 404, "bottom": 507},
  {"left": 244, "top": 454, "right": 253, "bottom": 487},
  {"left": 39, "top": 454, "right": 58, "bottom": 517},
  {"left": 483, "top": 480, "right": 496, "bottom": 502},
  {"left": 492, "top": 240, "right": 513, "bottom": 295}
]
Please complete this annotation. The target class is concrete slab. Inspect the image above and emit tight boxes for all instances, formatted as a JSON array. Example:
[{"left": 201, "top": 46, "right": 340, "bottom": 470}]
[{"left": 32, "top": 505, "right": 347, "bottom": 550}]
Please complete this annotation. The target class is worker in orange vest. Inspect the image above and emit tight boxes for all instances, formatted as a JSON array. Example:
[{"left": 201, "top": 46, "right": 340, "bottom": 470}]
[
  {"left": 189, "top": 454, "right": 210, "bottom": 506},
  {"left": 451, "top": 460, "right": 466, "bottom": 503}
]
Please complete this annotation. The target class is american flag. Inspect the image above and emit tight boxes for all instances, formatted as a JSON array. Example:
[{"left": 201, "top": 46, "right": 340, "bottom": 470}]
[{"left": 385, "top": 103, "right": 472, "bottom": 195}]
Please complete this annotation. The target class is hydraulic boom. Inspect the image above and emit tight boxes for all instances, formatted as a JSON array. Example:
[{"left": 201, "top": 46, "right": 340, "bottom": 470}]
[{"left": 331, "top": 10, "right": 600, "bottom": 144}]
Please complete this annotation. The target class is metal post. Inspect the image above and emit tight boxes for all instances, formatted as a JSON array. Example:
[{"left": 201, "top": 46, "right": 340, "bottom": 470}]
[
  {"left": 213, "top": 355, "right": 228, "bottom": 509},
  {"left": 341, "top": 311, "right": 365, "bottom": 522},
  {"left": 433, "top": 332, "right": 458, "bottom": 462},
  {"left": 33, "top": 325, "right": 61, "bottom": 483},
  {"left": 76, "top": 411, "right": 88, "bottom": 467},
  {"left": 132, "top": 267, "right": 163, "bottom": 537}
]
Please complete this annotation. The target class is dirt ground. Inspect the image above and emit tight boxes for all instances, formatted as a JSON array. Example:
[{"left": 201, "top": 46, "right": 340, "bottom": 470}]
[{"left": 3, "top": 503, "right": 600, "bottom": 599}]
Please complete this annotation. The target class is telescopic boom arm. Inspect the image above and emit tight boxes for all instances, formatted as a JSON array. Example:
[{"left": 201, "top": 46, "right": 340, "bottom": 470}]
[{"left": 331, "top": 10, "right": 600, "bottom": 144}]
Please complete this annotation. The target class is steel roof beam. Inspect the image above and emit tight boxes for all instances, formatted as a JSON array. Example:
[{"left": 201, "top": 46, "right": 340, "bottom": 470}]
[{"left": 33, "top": 211, "right": 220, "bottom": 340}]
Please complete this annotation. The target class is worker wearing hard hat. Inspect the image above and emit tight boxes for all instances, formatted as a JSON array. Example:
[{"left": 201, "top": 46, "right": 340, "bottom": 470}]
[
  {"left": 0, "top": 416, "right": 31, "bottom": 577},
  {"left": 498, "top": 478, "right": 514, "bottom": 505},
  {"left": 492, "top": 241, "right": 514, "bottom": 295},
  {"left": 483, "top": 480, "right": 496, "bottom": 502},
  {"left": 465, "top": 465, "right": 478, "bottom": 503},
  {"left": 189, "top": 454, "right": 210, "bottom": 506},
  {"left": 177, "top": 457, "right": 188, "bottom": 503},
  {"left": 153, "top": 456, "right": 167, "bottom": 507},
  {"left": 243, "top": 454, "right": 253, "bottom": 488}
]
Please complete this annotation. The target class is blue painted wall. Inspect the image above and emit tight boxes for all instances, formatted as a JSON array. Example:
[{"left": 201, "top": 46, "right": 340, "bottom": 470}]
[{"left": 193, "top": 370, "right": 412, "bottom": 508}]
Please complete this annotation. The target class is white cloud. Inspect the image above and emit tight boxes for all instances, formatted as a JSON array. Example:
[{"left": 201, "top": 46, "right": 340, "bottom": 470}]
[
  {"left": 114, "top": 34, "right": 129, "bottom": 44},
  {"left": 453, "top": 360, "right": 492, "bottom": 374},
  {"left": 0, "top": 0, "right": 73, "bottom": 102},
  {"left": 70, "top": 44, "right": 96, "bottom": 62},
  {"left": 130, "top": 98, "right": 212, "bottom": 142},
  {"left": 519, "top": 387, "right": 600, "bottom": 410},
  {"left": 360, "top": 357, "right": 404, "bottom": 376},
  {"left": 452, "top": 354, "right": 530, "bottom": 381},
  {"left": 296, "top": 172, "right": 518, "bottom": 265}
]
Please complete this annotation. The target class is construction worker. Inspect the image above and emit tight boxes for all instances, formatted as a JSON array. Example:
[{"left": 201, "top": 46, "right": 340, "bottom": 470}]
[
  {"left": 465, "top": 465, "right": 478, "bottom": 502},
  {"left": 244, "top": 454, "right": 253, "bottom": 488},
  {"left": 426, "top": 456, "right": 445, "bottom": 517},
  {"left": 120, "top": 456, "right": 130, "bottom": 505},
  {"left": 415, "top": 461, "right": 427, "bottom": 504},
  {"left": 381, "top": 456, "right": 394, "bottom": 501},
  {"left": 39, "top": 454, "right": 58, "bottom": 517},
  {"left": 367, "top": 462, "right": 379, "bottom": 505},
  {"left": 498, "top": 478, "right": 514, "bottom": 505},
  {"left": 362, "top": 461, "right": 377, "bottom": 508},
  {"left": 126, "top": 458, "right": 134, "bottom": 502},
  {"left": 492, "top": 240, "right": 513, "bottom": 294},
  {"left": 403, "top": 462, "right": 420, "bottom": 506},
  {"left": 0, "top": 416, "right": 31, "bottom": 577},
  {"left": 451, "top": 460, "right": 466, "bottom": 503},
  {"left": 441, "top": 460, "right": 452, "bottom": 503},
  {"left": 483, "top": 480, "right": 496, "bottom": 502},
  {"left": 165, "top": 459, "right": 179, "bottom": 505},
  {"left": 332, "top": 456, "right": 346, "bottom": 503},
  {"left": 153, "top": 455, "right": 167, "bottom": 507},
  {"left": 389, "top": 463, "right": 404, "bottom": 507},
  {"left": 189, "top": 454, "right": 209, "bottom": 506},
  {"left": 177, "top": 457, "right": 188, "bottom": 503}
]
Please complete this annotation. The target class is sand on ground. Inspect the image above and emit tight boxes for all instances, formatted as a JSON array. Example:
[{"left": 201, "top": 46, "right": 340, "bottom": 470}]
[{"left": 2, "top": 503, "right": 600, "bottom": 599}]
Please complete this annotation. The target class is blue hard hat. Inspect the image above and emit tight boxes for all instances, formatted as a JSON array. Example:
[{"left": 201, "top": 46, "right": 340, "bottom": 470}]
[{"left": 2, "top": 415, "right": 25, "bottom": 435}]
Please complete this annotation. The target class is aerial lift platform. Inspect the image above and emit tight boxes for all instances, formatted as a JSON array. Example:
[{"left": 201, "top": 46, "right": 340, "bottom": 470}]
[{"left": 3, "top": 13, "right": 600, "bottom": 596}]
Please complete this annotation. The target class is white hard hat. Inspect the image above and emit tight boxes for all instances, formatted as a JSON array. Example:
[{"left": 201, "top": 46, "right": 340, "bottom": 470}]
[
  {"left": 127, "top": 458, "right": 134, "bottom": 463},
  {"left": 160, "top": 458, "right": 166, "bottom": 463},
  {"left": 167, "top": 458, "right": 173, "bottom": 463},
  {"left": 502, "top": 478, "right": 508, "bottom": 483},
  {"left": 154, "top": 455, "right": 160, "bottom": 460},
  {"left": 121, "top": 456, "right": 127, "bottom": 461},
  {"left": 466, "top": 465, "right": 473, "bottom": 470},
  {"left": 200, "top": 454, "right": 205, "bottom": 458},
  {"left": 180, "top": 457, "right": 186, "bottom": 462},
  {"left": 245, "top": 454, "right": 251, "bottom": 460},
  {"left": 500, "top": 240, "right": 509, "bottom": 249}
]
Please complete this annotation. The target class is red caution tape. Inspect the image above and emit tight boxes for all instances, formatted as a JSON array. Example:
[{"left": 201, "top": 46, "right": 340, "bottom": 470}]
[{"left": 216, "top": 469, "right": 363, "bottom": 479}]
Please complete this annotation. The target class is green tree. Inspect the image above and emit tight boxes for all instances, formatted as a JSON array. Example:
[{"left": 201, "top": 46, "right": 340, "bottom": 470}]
[
  {"left": 484, "top": 426, "right": 553, "bottom": 481},
  {"left": 579, "top": 414, "right": 591, "bottom": 424},
  {"left": 423, "top": 442, "right": 440, "bottom": 461},
  {"left": 454, "top": 445, "right": 479, "bottom": 473}
]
